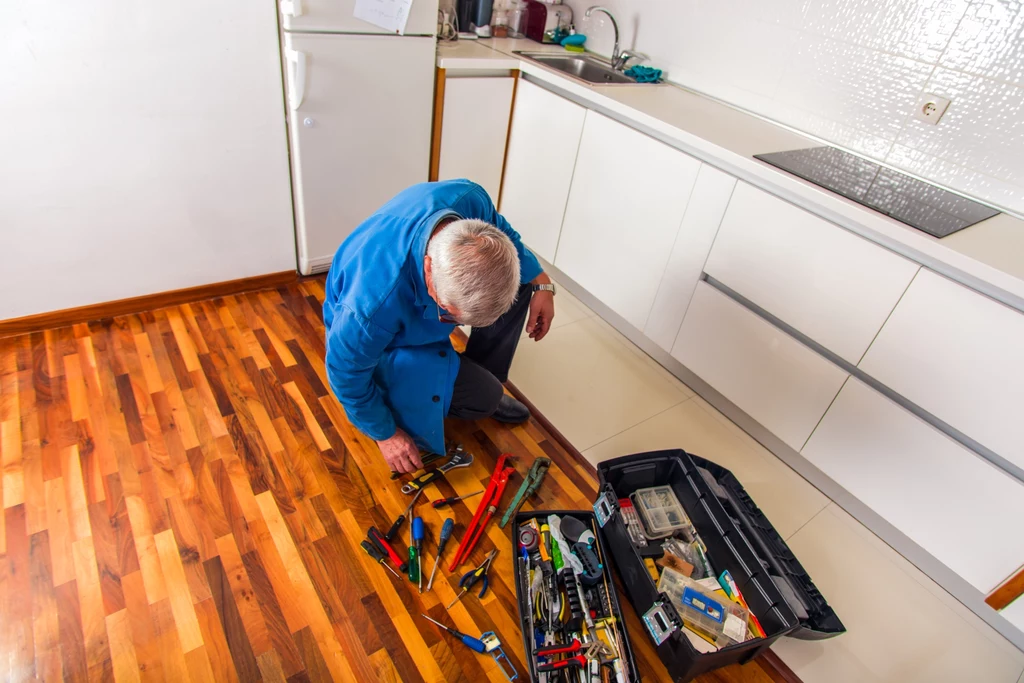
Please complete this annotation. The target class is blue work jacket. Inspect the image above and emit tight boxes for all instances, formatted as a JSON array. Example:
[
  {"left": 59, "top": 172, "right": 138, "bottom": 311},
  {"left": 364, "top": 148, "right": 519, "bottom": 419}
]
[{"left": 323, "top": 180, "right": 542, "bottom": 455}]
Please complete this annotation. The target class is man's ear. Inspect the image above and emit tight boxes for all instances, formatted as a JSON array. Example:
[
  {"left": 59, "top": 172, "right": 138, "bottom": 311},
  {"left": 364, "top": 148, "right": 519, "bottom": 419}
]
[{"left": 424, "top": 254, "right": 435, "bottom": 299}]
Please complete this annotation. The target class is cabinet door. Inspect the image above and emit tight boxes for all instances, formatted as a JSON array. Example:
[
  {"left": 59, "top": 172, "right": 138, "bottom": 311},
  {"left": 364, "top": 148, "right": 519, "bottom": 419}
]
[
  {"left": 438, "top": 77, "right": 516, "bottom": 204},
  {"left": 284, "top": 33, "right": 435, "bottom": 274},
  {"left": 555, "top": 112, "right": 701, "bottom": 330},
  {"left": 803, "top": 378, "right": 1024, "bottom": 592},
  {"left": 499, "top": 79, "right": 586, "bottom": 263},
  {"left": 859, "top": 269, "right": 1024, "bottom": 472},
  {"left": 704, "top": 183, "right": 919, "bottom": 364},
  {"left": 672, "top": 283, "right": 849, "bottom": 450},
  {"left": 644, "top": 165, "right": 736, "bottom": 351},
  {"left": 281, "top": 0, "right": 439, "bottom": 36}
]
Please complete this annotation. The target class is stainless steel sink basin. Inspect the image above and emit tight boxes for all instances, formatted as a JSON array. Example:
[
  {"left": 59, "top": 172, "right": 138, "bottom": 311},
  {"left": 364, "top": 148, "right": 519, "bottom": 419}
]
[{"left": 514, "top": 52, "right": 638, "bottom": 85}]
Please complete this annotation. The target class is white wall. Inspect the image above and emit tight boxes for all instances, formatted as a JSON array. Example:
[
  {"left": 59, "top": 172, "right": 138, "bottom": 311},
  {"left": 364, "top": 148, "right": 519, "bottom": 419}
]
[
  {"left": 563, "top": 0, "right": 1024, "bottom": 216},
  {"left": 0, "top": 0, "right": 296, "bottom": 320}
]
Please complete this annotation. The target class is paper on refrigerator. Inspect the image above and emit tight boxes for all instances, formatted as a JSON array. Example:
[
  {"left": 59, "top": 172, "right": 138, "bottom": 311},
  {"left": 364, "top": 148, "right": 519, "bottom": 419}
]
[{"left": 353, "top": 0, "right": 415, "bottom": 34}]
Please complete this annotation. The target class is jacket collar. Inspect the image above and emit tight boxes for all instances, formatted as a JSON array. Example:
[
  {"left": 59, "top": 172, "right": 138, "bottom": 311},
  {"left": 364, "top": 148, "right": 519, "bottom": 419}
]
[{"left": 413, "top": 209, "right": 461, "bottom": 314}]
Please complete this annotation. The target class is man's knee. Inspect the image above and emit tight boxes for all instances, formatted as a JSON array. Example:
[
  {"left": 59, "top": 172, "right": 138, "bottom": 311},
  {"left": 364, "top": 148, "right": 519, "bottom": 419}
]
[{"left": 448, "top": 359, "right": 503, "bottom": 420}]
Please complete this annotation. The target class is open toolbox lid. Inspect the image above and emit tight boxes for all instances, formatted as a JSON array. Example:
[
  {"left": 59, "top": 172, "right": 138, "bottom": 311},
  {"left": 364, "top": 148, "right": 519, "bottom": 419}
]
[{"left": 596, "top": 449, "right": 845, "bottom": 641}]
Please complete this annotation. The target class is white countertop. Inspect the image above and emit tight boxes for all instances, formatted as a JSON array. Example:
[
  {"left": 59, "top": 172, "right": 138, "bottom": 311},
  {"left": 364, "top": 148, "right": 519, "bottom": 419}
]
[{"left": 436, "top": 38, "right": 1024, "bottom": 311}]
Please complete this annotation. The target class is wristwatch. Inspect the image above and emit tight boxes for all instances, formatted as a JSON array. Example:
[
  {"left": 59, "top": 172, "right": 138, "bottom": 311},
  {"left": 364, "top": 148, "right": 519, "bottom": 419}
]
[{"left": 533, "top": 283, "right": 556, "bottom": 295}]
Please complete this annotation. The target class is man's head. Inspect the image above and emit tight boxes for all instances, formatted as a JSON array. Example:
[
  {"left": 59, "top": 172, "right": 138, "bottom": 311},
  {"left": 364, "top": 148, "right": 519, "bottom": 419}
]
[{"left": 424, "top": 219, "right": 520, "bottom": 327}]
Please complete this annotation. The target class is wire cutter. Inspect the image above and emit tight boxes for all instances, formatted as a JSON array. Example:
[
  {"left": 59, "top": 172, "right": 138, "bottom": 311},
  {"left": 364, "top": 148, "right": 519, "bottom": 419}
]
[{"left": 446, "top": 549, "right": 498, "bottom": 609}]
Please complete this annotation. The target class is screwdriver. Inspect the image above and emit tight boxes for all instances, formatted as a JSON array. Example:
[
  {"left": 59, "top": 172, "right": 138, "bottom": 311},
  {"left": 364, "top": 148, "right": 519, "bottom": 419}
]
[
  {"left": 431, "top": 489, "right": 484, "bottom": 509},
  {"left": 426, "top": 518, "right": 454, "bottom": 592},
  {"left": 420, "top": 614, "right": 486, "bottom": 653},
  {"left": 367, "top": 526, "right": 408, "bottom": 572},
  {"left": 410, "top": 517, "right": 424, "bottom": 587},
  {"left": 360, "top": 540, "right": 401, "bottom": 579}
]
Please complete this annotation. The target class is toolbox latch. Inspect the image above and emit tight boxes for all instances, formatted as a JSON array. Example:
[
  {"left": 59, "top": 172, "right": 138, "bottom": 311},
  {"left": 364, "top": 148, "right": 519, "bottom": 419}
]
[
  {"left": 642, "top": 599, "right": 679, "bottom": 646},
  {"left": 593, "top": 491, "right": 617, "bottom": 528}
]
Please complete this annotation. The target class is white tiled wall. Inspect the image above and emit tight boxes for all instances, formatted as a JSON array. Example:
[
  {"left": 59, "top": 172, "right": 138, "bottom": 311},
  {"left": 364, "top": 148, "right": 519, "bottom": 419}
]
[{"left": 561, "top": 0, "right": 1024, "bottom": 215}]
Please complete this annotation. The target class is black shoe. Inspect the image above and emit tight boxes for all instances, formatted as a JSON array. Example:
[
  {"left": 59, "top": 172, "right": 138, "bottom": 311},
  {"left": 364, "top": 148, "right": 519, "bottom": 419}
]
[{"left": 492, "top": 394, "right": 530, "bottom": 423}]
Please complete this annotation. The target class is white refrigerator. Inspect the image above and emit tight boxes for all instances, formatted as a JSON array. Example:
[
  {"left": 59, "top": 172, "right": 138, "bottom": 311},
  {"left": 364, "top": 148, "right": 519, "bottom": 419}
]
[{"left": 280, "top": 0, "right": 439, "bottom": 274}]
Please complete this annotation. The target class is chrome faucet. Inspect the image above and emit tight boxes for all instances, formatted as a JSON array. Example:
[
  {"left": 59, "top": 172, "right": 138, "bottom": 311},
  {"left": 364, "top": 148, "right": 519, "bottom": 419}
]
[{"left": 585, "top": 6, "right": 621, "bottom": 68}]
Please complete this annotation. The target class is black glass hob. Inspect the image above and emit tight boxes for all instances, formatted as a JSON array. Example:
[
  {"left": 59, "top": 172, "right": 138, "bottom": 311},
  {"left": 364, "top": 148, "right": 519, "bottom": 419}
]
[{"left": 754, "top": 146, "right": 999, "bottom": 238}]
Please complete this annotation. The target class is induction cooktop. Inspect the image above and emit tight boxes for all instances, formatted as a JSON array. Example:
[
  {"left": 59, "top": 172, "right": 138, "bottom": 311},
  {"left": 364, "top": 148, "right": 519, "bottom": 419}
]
[{"left": 754, "top": 146, "right": 999, "bottom": 238}]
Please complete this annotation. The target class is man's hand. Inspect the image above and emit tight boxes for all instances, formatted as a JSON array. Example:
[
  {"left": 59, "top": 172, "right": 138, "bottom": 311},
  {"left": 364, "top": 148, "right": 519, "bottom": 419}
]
[
  {"left": 526, "top": 287, "right": 555, "bottom": 341},
  {"left": 377, "top": 428, "right": 423, "bottom": 474}
]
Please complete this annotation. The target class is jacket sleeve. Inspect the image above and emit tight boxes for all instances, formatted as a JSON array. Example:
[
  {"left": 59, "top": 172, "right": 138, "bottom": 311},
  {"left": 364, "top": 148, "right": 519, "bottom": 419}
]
[
  {"left": 324, "top": 303, "right": 397, "bottom": 441},
  {"left": 459, "top": 183, "right": 543, "bottom": 283}
]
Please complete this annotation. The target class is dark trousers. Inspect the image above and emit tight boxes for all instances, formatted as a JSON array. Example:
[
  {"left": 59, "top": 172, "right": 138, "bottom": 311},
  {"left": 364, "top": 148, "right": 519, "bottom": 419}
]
[{"left": 446, "top": 284, "right": 532, "bottom": 420}]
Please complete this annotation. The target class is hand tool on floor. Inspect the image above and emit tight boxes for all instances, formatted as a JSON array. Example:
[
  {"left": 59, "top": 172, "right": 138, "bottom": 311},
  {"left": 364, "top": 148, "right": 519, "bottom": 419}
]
[
  {"left": 385, "top": 487, "right": 425, "bottom": 541},
  {"left": 390, "top": 450, "right": 445, "bottom": 479},
  {"left": 426, "top": 517, "right": 454, "bottom": 592},
  {"left": 499, "top": 457, "right": 551, "bottom": 528},
  {"left": 409, "top": 516, "right": 424, "bottom": 586},
  {"left": 367, "top": 526, "right": 407, "bottom": 572},
  {"left": 480, "top": 631, "right": 519, "bottom": 682},
  {"left": 431, "top": 489, "right": 483, "bottom": 508},
  {"left": 400, "top": 446, "right": 474, "bottom": 495},
  {"left": 420, "top": 614, "right": 487, "bottom": 653},
  {"left": 360, "top": 540, "right": 401, "bottom": 579},
  {"left": 448, "top": 454, "right": 517, "bottom": 570},
  {"left": 447, "top": 548, "right": 498, "bottom": 609}
]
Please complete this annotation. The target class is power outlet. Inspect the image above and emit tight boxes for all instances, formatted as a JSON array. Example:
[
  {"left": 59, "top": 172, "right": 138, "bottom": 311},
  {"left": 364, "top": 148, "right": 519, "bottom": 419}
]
[{"left": 913, "top": 93, "right": 951, "bottom": 125}]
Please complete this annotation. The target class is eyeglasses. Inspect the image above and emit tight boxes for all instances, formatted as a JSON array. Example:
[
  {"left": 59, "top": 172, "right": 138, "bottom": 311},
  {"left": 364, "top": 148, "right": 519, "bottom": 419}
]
[{"left": 437, "top": 305, "right": 460, "bottom": 325}]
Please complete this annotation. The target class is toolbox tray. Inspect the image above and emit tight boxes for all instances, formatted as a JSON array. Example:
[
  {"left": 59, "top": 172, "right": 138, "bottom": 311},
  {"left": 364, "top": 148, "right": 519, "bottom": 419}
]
[
  {"left": 512, "top": 510, "right": 641, "bottom": 683},
  {"left": 595, "top": 449, "right": 845, "bottom": 682}
]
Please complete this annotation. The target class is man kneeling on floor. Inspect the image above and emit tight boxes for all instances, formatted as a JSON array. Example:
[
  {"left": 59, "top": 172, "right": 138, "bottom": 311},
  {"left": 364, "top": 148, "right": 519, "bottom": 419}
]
[{"left": 322, "top": 179, "right": 557, "bottom": 474}]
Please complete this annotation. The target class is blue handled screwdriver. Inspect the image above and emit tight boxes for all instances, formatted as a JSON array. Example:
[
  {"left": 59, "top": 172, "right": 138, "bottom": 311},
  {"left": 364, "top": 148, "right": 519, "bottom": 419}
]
[
  {"left": 426, "top": 518, "right": 454, "bottom": 592},
  {"left": 420, "top": 614, "right": 486, "bottom": 653}
]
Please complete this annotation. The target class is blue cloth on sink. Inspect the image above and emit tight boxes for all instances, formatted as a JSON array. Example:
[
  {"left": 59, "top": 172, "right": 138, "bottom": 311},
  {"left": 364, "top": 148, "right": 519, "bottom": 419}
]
[{"left": 625, "top": 65, "right": 662, "bottom": 83}]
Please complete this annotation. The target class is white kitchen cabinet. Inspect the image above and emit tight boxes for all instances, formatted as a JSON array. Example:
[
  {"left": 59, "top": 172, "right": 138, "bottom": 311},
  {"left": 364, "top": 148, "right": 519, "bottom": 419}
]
[
  {"left": 803, "top": 377, "right": 1024, "bottom": 592},
  {"left": 555, "top": 112, "right": 701, "bottom": 330},
  {"left": 281, "top": 0, "right": 439, "bottom": 36},
  {"left": 704, "top": 183, "right": 919, "bottom": 364},
  {"left": 644, "top": 165, "right": 736, "bottom": 351},
  {"left": 672, "top": 283, "right": 849, "bottom": 450},
  {"left": 499, "top": 79, "right": 586, "bottom": 263},
  {"left": 437, "top": 76, "right": 516, "bottom": 204},
  {"left": 859, "top": 269, "right": 1024, "bottom": 472}
]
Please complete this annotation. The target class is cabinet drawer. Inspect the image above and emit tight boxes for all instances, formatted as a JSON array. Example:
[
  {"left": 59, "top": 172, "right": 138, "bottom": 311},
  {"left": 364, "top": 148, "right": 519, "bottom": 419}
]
[
  {"left": 859, "top": 269, "right": 1024, "bottom": 473},
  {"left": 555, "top": 112, "right": 701, "bottom": 331},
  {"left": 672, "top": 282, "right": 848, "bottom": 450},
  {"left": 705, "top": 183, "right": 918, "bottom": 364},
  {"left": 500, "top": 79, "right": 586, "bottom": 263},
  {"left": 803, "top": 377, "right": 1024, "bottom": 592}
]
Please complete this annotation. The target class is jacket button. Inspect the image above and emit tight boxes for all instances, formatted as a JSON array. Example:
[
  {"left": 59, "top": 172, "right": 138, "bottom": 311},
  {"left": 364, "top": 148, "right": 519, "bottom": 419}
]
[
  {"left": 432, "top": 395, "right": 440, "bottom": 403},
  {"left": 439, "top": 350, "right": 447, "bottom": 357}
]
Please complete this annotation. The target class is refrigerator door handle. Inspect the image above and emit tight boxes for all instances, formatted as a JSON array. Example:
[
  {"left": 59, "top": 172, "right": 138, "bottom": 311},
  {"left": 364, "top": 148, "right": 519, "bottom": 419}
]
[
  {"left": 280, "top": 0, "right": 302, "bottom": 17},
  {"left": 285, "top": 48, "right": 307, "bottom": 111}
]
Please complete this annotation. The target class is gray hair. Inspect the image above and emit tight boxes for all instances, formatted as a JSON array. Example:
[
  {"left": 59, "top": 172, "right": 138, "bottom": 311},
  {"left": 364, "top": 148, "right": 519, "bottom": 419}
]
[{"left": 427, "top": 219, "right": 520, "bottom": 327}]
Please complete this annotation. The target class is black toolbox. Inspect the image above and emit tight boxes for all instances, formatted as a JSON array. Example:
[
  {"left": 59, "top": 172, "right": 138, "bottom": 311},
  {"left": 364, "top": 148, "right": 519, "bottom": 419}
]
[{"left": 511, "top": 449, "right": 844, "bottom": 682}]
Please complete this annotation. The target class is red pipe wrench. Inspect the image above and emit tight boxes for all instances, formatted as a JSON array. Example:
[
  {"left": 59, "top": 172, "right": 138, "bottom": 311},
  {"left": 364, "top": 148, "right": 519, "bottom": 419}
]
[{"left": 448, "top": 453, "right": 516, "bottom": 571}]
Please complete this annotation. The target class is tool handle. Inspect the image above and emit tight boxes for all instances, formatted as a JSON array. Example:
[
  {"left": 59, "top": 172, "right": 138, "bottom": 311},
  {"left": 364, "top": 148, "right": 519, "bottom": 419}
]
[
  {"left": 537, "top": 656, "right": 584, "bottom": 672},
  {"left": 458, "top": 633, "right": 487, "bottom": 654},
  {"left": 437, "top": 518, "right": 455, "bottom": 552},
  {"left": 360, "top": 540, "right": 385, "bottom": 563},
  {"left": 536, "top": 638, "right": 581, "bottom": 656},
  {"left": 412, "top": 517, "right": 424, "bottom": 543},
  {"left": 408, "top": 547, "right": 419, "bottom": 582},
  {"left": 368, "top": 527, "right": 408, "bottom": 572},
  {"left": 402, "top": 469, "right": 440, "bottom": 494},
  {"left": 384, "top": 514, "right": 405, "bottom": 541},
  {"left": 431, "top": 496, "right": 459, "bottom": 508}
]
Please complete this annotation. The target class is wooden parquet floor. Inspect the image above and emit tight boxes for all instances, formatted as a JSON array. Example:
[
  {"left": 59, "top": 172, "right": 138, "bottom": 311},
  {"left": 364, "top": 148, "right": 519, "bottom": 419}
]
[{"left": 0, "top": 278, "right": 786, "bottom": 683}]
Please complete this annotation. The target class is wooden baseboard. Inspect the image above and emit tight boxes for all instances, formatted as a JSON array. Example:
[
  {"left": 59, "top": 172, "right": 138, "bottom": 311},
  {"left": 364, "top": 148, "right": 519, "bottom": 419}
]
[
  {"left": 987, "top": 567, "right": 1024, "bottom": 611},
  {"left": 0, "top": 270, "right": 298, "bottom": 338}
]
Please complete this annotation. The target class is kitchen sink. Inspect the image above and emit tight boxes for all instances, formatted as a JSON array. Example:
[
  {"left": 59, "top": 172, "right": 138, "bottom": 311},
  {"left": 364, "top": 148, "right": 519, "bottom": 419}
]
[{"left": 514, "top": 52, "right": 638, "bottom": 85}]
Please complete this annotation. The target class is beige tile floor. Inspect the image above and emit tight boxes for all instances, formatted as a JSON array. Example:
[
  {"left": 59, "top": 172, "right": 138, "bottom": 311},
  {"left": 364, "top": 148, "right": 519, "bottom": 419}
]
[{"left": 507, "top": 282, "right": 1024, "bottom": 683}]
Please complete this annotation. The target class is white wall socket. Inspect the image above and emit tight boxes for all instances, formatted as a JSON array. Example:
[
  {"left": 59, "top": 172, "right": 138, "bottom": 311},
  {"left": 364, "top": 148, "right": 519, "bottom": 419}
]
[{"left": 913, "top": 93, "right": 951, "bottom": 125}]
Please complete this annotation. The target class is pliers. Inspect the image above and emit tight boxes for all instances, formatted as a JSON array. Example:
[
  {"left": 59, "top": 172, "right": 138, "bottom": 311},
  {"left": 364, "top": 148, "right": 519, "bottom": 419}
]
[
  {"left": 536, "top": 639, "right": 615, "bottom": 677},
  {"left": 446, "top": 549, "right": 498, "bottom": 608}
]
